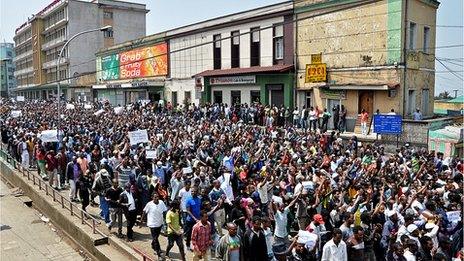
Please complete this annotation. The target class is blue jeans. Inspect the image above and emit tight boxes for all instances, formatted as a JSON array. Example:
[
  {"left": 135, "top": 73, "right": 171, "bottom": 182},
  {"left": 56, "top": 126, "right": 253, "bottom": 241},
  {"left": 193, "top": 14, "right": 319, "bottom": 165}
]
[{"left": 99, "top": 195, "right": 110, "bottom": 224}]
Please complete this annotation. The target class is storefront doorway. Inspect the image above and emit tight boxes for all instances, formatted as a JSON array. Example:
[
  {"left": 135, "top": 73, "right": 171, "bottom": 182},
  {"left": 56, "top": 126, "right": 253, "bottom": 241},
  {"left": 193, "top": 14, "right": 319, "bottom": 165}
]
[
  {"left": 267, "top": 84, "right": 284, "bottom": 107},
  {"left": 327, "top": 99, "right": 340, "bottom": 130},
  {"left": 358, "top": 91, "right": 374, "bottom": 114}
]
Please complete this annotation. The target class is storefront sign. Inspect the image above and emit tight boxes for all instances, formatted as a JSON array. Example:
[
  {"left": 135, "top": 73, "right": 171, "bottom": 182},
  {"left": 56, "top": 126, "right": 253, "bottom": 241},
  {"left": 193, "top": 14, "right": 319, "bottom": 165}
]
[
  {"left": 100, "top": 42, "right": 168, "bottom": 81},
  {"left": 131, "top": 81, "right": 148, "bottom": 87},
  {"left": 106, "top": 84, "right": 121, "bottom": 89},
  {"left": 305, "top": 63, "right": 327, "bottom": 83},
  {"left": 311, "top": 53, "right": 322, "bottom": 64},
  {"left": 209, "top": 75, "right": 256, "bottom": 85},
  {"left": 320, "top": 88, "right": 346, "bottom": 100}
]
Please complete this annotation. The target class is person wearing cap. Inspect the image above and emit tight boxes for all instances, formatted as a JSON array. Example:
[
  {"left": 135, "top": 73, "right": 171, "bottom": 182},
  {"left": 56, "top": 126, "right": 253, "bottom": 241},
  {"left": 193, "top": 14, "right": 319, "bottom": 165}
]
[{"left": 321, "top": 228, "right": 347, "bottom": 261}]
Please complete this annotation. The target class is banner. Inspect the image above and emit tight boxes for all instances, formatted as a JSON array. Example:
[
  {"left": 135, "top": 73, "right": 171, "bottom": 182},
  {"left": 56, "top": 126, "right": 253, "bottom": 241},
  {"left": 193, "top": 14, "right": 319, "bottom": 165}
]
[
  {"left": 39, "top": 130, "right": 58, "bottom": 142},
  {"left": 119, "top": 43, "right": 168, "bottom": 79},
  {"left": 10, "top": 110, "right": 22, "bottom": 118},
  {"left": 128, "top": 129, "right": 149, "bottom": 145}
]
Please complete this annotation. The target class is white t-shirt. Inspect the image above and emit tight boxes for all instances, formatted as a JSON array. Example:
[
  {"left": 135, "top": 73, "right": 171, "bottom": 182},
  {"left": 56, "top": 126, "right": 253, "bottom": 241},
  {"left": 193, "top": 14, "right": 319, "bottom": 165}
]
[
  {"left": 143, "top": 201, "right": 167, "bottom": 228},
  {"left": 274, "top": 207, "right": 290, "bottom": 238},
  {"left": 179, "top": 188, "right": 192, "bottom": 212},
  {"left": 257, "top": 182, "right": 270, "bottom": 204},
  {"left": 263, "top": 227, "right": 274, "bottom": 256}
]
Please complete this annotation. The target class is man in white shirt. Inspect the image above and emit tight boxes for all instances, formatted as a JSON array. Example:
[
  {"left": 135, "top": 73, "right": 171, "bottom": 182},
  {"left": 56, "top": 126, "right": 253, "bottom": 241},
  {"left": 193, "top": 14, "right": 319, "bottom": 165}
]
[
  {"left": 321, "top": 228, "right": 347, "bottom": 261},
  {"left": 170, "top": 171, "right": 183, "bottom": 202},
  {"left": 178, "top": 180, "right": 192, "bottom": 222},
  {"left": 141, "top": 193, "right": 168, "bottom": 258}
]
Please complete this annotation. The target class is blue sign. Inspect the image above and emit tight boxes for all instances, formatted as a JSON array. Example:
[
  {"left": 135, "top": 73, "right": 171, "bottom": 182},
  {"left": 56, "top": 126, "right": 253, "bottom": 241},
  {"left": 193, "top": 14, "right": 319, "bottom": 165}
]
[{"left": 374, "top": 114, "right": 402, "bottom": 134}]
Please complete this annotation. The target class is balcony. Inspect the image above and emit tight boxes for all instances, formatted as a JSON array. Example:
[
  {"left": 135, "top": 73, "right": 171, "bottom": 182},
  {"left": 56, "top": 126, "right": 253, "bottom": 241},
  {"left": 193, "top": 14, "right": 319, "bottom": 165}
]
[
  {"left": 42, "top": 57, "right": 69, "bottom": 70},
  {"left": 13, "top": 50, "right": 33, "bottom": 62},
  {"left": 42, "top": 36, "right": 66, "bottom": 51},
  {"left": 14, "top": 67, "right": 34, "bottom": 77}
]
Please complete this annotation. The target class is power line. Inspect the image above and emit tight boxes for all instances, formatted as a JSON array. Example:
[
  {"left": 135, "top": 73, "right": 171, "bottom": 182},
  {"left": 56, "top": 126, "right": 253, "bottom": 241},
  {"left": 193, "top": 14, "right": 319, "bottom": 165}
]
[{"left": 436, "top": 58, "right": 464, "bottom": 81}]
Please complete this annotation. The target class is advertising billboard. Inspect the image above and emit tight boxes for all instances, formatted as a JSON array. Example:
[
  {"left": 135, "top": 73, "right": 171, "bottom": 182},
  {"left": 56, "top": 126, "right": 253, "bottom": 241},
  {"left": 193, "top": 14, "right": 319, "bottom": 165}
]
[{"left": 100, "top": 42, "right": 168, "bottom": 81}]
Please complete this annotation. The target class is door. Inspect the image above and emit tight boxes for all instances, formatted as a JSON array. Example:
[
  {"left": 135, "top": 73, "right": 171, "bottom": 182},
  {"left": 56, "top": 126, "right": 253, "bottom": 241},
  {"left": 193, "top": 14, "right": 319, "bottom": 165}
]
[
  {"left": 250, "top": 90, "right": 260, "bottom": 104},
  {"left": 213, "top": 91, "right": 223, "bottom": 104},
  {"left": 231, "top": 91, "right": 241, "bottom": 105},
  {"left": 358, "top": 91, "right": 374, "bottom": 114},
  {"left": 327, "top": 99, "right": 340, "bottom": 129},
  {"left": 270, "top": 90, "right": 284, "bottom": 107}
]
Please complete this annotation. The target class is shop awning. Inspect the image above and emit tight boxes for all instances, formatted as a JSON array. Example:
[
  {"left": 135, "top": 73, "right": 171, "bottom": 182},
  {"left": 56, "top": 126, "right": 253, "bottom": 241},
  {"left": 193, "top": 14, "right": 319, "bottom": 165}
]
[
  {"left": 194, "top": 64, "right": 294, "bottom": 77},
  {"left": 328, "top": 83, "right": 399, "bottom": 90}
]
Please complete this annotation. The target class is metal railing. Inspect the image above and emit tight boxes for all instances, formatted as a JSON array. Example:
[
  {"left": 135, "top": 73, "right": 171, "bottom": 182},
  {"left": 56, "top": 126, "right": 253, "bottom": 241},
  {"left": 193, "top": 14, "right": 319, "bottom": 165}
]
[
  {"left": 133, "top": 247, "right": 154, "bottom": 261},
  {"left": 0, "top": 147, "right": 107, "bottom": 238}
]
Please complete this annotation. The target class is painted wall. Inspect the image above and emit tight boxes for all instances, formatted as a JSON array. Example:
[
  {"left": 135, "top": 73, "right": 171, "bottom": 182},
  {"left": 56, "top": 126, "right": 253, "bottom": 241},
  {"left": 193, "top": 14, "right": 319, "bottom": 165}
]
[{"left": 210, "top": 85, "right": 261, "bottom": 105}]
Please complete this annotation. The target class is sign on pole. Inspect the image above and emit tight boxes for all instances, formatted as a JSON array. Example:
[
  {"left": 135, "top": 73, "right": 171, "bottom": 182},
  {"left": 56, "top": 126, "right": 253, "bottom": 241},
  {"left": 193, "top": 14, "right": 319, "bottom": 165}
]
[
  {"left": 128, "top": 129, "right": 149, "bottom": 145},
  {"left": 373, "top": 114, "right": 403, "bottom": 134}
]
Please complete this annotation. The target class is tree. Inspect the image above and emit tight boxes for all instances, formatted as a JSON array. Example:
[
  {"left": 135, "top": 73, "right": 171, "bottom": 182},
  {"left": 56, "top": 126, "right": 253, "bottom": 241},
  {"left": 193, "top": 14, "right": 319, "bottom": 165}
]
[{"left": 436, "top": 91, "right": 452, "bottom": 100}]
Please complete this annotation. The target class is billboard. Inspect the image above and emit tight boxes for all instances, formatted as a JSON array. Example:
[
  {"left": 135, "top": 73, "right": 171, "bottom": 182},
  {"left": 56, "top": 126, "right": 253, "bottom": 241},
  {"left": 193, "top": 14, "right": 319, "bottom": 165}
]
[{"left": 100, "top": 42, "right": 168, "bottom": 81}]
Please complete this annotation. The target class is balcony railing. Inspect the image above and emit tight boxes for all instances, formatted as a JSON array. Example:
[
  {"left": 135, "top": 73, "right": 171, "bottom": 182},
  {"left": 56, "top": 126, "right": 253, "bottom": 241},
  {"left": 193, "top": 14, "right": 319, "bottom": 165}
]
[
  {"left": 14, "top": 67, "right": 34, "bottom": 77},
  {"left": 42, "top": 36, "right": 67, "bottom": 51},
  {"left": 42, "top": 57, "right": 69, "bottom": 70},
  {"left": 13, "top": 50, "right": 33, "bottom": 62}
]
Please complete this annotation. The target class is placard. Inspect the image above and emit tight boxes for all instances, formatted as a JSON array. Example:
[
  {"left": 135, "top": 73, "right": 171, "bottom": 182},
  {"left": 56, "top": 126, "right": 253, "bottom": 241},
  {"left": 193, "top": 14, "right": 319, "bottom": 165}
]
[
  {"left": 10, "top": 110, "right": 22, "bottom": 118},
  {"left": 128, "top": 129, "right": 149, "bottom": 145},
  {"left": 114, "top": 106, "right": 124, "bottom": 115},
  {"left": 94, "top": 109, "right": 105, "bottom": 116},
  {"left": 446, "top": 211, "right": 461, "bottom": 223},
  {"left": 84, "top": 104, "right": 92, "bottom": 109},
  {"left": 66, "top": 103, "right": 75, "bottom": 110},
  {"left": 146, "top": 150, "right": 156, "bottom": 159},
  {"left": 182, "top": 166, "right": 193, "bottom": 174},
  {"left": 16, "top": 96, "right": 25, "bottom": 102},
  {"left": 39, "top": 130, "right": 58, "bottom": 142}
]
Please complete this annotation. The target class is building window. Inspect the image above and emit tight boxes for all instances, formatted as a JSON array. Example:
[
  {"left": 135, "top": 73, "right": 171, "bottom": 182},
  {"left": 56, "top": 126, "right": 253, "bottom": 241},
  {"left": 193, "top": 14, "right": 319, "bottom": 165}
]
[
  {"left": 213, "top": 91, "right": 223, "bottom": 104},
  {"left": 231, "top": 31, "right": 240, "bottom": 68},
  {"left": 273, "top": 25, "right": 284, "bottom": 62},
  {"left": 184, "top": 91, "right": 191, "bottom": 104},
  {"left": 250, "top": 27, "right": 260, "bottom": 66},
  {"left": 6, "top": 51, "right": 12, "bottom": 57},
  {"left": 423, "top": 26, "right": 430, "bottom": 53},
  {"left": 172, "top": 91, "right": 178, "bottom": 106},
  {"left": 231, "top": 91, "right": 241, "bottom": 105},
  {"left": 422, "top": 89, "right": 430, "bottom": 115},
  {"left": 103, "top": 29, "right": 113, "bottom": 38},
  {"left": 213, "top": 34, "right": 221, "bottom": 70},
  {"left": 250, "top": 90, "right": 260, "bottom": 104},
  {"left": 305, "top": 91, "right": 311, "bottom": 108},
  {"left": 103, "top": 11, "right": 113, "bottom": 19},
  {"left": 388, "top": 89, "right": 397, "bottom": 98},
  {"left": 409, "top": 22, "right": 417, "bottom": 50}
]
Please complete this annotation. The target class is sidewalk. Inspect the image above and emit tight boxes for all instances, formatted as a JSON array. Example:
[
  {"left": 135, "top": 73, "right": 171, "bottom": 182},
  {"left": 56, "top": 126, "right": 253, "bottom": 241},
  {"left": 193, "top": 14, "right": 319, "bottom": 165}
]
[{"left": 0, "top": 179, "right": 84, "bottom": 261}]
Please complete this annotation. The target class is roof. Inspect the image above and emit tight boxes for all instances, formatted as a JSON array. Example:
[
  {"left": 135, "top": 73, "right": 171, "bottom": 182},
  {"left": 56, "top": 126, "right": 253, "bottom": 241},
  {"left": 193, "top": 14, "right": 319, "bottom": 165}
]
[
  {"left": 448, "top": 96, "right": 464, "bottom": 103},
  {"left": 194, "top": 65, "right": 294, "bottom": 77}
]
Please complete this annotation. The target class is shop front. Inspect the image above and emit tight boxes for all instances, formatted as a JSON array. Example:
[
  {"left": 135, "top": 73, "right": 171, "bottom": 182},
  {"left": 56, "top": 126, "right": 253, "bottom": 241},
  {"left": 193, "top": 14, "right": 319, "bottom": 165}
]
[
  {"left": 93, "top": 81, "right": 164, "bottom": 105},
  {"left": 196, "top": 65, "right": 294, "bottom": 107}
]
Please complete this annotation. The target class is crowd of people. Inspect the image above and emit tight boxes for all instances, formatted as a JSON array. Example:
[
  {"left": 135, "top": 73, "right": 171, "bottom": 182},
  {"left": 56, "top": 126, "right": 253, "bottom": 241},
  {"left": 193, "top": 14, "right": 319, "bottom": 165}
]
[{"left": 0, "top": 98, "right": 462, "bottom": 261}]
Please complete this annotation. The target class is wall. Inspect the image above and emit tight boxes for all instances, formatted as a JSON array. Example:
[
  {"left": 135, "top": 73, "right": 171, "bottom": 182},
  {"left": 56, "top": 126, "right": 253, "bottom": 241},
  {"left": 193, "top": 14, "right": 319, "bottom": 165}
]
[{"left": 210, "top": 85, "right": 261, "bottom": 105}]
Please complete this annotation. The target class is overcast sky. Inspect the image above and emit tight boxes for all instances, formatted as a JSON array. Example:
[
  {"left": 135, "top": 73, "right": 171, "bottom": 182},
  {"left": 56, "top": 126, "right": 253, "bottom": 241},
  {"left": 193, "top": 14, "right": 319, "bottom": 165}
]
[{"left": 0, "top": 0, "right": 462, "bottom": 95}]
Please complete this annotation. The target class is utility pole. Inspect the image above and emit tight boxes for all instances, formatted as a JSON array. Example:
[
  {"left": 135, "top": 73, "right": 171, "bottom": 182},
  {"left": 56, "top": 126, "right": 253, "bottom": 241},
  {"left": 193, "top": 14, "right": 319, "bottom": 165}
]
[{"left": 453, "top": 89, "right": 459, "bottom": 98}]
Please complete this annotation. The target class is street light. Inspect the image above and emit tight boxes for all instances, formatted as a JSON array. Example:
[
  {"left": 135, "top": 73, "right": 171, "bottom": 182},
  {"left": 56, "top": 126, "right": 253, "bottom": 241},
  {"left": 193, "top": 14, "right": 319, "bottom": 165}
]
[{"left": 56, "top": 25, "right": 112, "bottom": 137}]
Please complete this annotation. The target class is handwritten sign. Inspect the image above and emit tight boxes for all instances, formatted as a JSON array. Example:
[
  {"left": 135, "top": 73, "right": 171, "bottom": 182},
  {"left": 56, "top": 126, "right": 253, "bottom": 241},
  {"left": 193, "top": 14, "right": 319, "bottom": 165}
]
[
  {"left": 39, "top": 130, "right": 58, "bottom": 142},
  {"left": 10, "top": 110, "right": 22, "bottom": 118},
  {"left": 146, "top": 150, "right": 156, "bottom": 159},
  {"left": 128, "top": 129, "right": 149, "bottom": 145}
]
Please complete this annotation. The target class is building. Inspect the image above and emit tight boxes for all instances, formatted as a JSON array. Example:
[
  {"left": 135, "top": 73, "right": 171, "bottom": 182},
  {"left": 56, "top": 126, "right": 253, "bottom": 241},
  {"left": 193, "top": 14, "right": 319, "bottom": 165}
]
[
  {"left": 295, "top": 0, "right": 439, "bottom": 131},
  {"left": 429, "top": 125, "right": 463, "bottom": 157},
  {"left": 434, "top": 96, "right": 464, "bottom": 116},
  {"left": 94, "top": 1, "right": 294, "bottom": 107},
  {"left": 13, "top": 0, "right": 148, "bottom": 100},
  {"left": 0, "top": 43, "right": 16, "bottom": 97}
]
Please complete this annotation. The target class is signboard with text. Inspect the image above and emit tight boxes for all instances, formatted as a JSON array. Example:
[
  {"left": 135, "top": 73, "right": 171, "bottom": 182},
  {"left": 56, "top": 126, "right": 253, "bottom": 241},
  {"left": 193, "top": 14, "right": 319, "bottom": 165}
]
[
  {"left": 305, "top": 63, "right": 327, "bottom": 83},
  {"left": 128, "top": 129, "right": 149, "bottom": 145},
  {"left": 374, "top": 114, "right": 403, "bottom": 134},
  {"left": 209, "top": 75, "right": 256, "bottom": 85},
  {"left": 100, "top": 42, "right": 168, "bottom": 81}
]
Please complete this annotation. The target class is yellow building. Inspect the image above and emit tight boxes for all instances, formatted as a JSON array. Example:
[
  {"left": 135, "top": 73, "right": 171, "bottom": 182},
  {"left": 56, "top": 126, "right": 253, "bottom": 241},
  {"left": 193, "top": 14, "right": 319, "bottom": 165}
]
[{"left": 295, "top": 0, "right": 439, "bottom": 131}]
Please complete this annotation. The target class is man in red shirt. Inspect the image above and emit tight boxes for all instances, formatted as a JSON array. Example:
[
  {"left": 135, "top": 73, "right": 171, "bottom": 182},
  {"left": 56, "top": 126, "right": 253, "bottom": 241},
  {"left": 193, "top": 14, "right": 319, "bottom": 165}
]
[
  {"left": 45, "top": 150, "right": 59, "bottom": 189},
  {"left": 191, "top": 210, "right": 212, "bottom": 261}
]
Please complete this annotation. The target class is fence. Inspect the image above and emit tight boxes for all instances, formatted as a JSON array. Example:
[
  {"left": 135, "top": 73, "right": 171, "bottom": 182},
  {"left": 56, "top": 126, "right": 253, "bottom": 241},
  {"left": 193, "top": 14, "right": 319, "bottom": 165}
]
[{"left": 0, "top": 147, "right": 107, "bottom": 238}]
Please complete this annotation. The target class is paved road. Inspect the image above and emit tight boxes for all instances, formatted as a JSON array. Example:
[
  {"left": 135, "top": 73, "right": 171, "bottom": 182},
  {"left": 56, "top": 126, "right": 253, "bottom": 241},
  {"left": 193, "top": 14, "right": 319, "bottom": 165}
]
[{"left": 0, "top": 179, "right": 85, "bottom": 261}]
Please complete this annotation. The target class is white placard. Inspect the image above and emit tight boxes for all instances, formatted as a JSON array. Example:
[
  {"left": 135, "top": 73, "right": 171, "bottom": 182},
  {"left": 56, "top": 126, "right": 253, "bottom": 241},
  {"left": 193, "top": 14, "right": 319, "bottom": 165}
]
[
  {"left": 66, "top": 103, "right": 75, "bottom": 110},
  {"left": 128, "top": 129, "right": 149, "bottom": 145},
  {"left": 84, "top": 104, "right": 92, "bottom": 109},
  {"left": 114, "top": 106, "right": 124, "bottom": 115},
  {"left": 10, "top": 110, "right": 22, "bottom": 118},
  {"left": 447, "top": 211, "right": 461, "bottom": 223},
  {"left": 182, "top": 166, "right": 193, "bottom": 174},
  {"left": 146, "top": 150, "right": 156, "bottom": 159},
  {"left": 272, "top": 195, "right": 283, "bottom": 205},
  {"left": 39, "top": 130, "right": 58, "bottom": 142},
  {"left": 16, "top": 96, "right": 25, "bottom": 102},
  {"left": 94, "top": 109, "right": 105, "bottom": 116}
]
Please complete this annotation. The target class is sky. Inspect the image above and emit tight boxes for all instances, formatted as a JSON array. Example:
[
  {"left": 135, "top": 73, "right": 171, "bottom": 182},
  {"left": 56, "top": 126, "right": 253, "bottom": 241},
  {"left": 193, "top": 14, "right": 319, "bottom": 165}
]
[{"left": 0, "top": 0, "right": 462, "bottom": 95}]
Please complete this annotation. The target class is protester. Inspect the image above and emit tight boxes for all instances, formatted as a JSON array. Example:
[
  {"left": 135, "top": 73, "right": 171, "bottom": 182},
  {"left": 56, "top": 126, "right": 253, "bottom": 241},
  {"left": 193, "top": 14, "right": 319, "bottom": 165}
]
[
  {"left": 191, "top": 210, "right": 213, "bottom": 261},
  {"left": 141, "top": 192, "right": 167, "bottom": 258}
]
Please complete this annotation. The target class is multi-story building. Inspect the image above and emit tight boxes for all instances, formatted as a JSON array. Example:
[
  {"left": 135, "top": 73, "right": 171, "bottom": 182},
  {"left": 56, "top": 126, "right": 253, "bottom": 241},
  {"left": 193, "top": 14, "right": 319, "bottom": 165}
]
[
  {"left": 94, "top": 1, "right": 295, "bottom": 107},
  {"left": 0, "top": 43, "right": 16, "bottom": 97},
  {"left": 13, "top": 0, "right": 148, "bottom": 100},
  {"left": 295, "top": 0, "right": 439, "bottom": 130}
]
